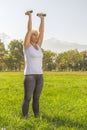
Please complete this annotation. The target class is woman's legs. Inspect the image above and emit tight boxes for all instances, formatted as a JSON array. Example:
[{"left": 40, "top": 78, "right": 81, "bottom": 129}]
[
  {"left": 32, "top": 75, "right": 43, "bottom": 117},
  {"left": 22, "top": 74, "right": 43, "bottom": 117},
  {"left": 22, "top": 75, "right": 35, "bottom": 117}
]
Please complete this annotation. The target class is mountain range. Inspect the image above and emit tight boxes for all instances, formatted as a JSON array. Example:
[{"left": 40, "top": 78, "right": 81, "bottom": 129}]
[
  {"left": 0, "top": 33, "right": 87, "bottom": 52},
  {"left": 42, "top": 38, "right": 87, "bottom": 53},
  {"left": 0, "top": 33, "right": 11, "bottom": 49}
]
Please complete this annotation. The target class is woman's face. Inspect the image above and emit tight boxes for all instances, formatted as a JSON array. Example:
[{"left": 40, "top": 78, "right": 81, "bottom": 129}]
[{"left": 30, "top": 31, "right": 39, "bottom": 44}]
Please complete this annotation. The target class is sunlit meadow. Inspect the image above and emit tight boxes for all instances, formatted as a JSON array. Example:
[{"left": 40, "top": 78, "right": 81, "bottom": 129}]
[{"left": 0, "top": 71, "right": 87, "bottom": 130}]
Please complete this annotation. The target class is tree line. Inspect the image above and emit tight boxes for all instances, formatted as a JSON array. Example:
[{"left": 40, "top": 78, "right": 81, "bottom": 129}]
[{"left": 0, "top": 39, "right": 87, "bottom": 71}]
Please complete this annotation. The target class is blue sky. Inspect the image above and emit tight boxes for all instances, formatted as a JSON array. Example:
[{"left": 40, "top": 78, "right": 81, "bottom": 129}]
[{"left": 0, "top": 0, "right": 87, "bottom": 44}]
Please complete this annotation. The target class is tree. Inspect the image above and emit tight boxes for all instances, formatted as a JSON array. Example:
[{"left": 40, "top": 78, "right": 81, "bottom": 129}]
[
  {"left": 56, "top": 49, "right": 82, "bottom": 71},
  {"left": 82, "top": 51, "right": 87, "bottom": 70},
  {"left": 8, "top": 40, "right": 24, "bottom": 71},
  {"left": 0, "top": 39, "right": 5, "bottom": 71},
  {"left": 42, "top": 49, "right": 57, "bottom": 71}
]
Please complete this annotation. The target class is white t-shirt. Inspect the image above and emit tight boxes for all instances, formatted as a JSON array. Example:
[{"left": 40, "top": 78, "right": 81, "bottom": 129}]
[{"left": 23, "top": 44, "right": 43, "bottom": 75}]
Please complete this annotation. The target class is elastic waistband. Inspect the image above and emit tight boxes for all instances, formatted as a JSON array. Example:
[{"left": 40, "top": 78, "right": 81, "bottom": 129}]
[{"left": 25, "top": 74, "right": 43, "bottom": 76}]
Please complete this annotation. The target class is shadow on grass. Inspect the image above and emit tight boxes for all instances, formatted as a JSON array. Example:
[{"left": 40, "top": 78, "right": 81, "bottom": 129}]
[{"left": 41, "top": 113, "right": 87, "bottom": 129}]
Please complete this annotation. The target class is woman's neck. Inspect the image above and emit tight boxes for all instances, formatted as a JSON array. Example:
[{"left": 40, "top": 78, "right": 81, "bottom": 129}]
[
  {"left": 31, "top": 43, "right": 38, "bottom": 50},
  {"left": 32, "top": 43, "right": 37, "bottom": 46}
]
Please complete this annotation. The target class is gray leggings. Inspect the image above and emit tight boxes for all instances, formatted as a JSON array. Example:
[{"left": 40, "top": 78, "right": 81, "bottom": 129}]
[{"left": 22, "top": 74, "right": 43, "bottom": 117}]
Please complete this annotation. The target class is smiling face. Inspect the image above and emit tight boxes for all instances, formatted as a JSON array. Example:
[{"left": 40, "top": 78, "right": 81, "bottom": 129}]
[{"left": 30, "top": 30, "right": 39, "bottom": 44}]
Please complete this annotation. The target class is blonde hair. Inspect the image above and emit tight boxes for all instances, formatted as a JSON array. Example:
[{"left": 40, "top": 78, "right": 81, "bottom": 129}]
[
  {"left": 31, "top": 30, "right": 39, "bottom": 35},
  {"left": 30, "top": 30, "right": 39, "bottom": 43}
]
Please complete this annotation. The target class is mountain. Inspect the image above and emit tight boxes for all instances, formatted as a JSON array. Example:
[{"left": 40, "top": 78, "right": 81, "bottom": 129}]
[
  {"left": 0, "top": 33, "right": 87, "bottom": 52},
  {"left": 0, "top": 33, "right": 11, "bottom": 49},
  {"left": 0, "top": 33, "right": 10, "bottom": 41},
  {"left": 42, "top": 38, "right": 87, "bottom": 53}
]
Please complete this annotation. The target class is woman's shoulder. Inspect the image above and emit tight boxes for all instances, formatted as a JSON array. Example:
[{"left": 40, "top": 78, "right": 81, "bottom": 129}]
[{"left": 23, "top": 44, "right": 32, "bottom": 50}]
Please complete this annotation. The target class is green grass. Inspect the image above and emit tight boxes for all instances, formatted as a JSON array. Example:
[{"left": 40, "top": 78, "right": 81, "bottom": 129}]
[{"left": 0, "top": 71, "right": 87, "bottom": 130}]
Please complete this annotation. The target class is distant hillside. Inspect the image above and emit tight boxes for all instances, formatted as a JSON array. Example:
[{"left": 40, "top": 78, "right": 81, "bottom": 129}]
[
  {"left": 0, "top": 33, "right": 11, "bottom": 49},
  {"left": 0, "top": 33, "right": 10, "bottom": 41},
  {"left": 42, "top": 38, "right": 87, "bottom": 53},
  {"left": 0, "top": 33, "right": 87, "bottom": 52}
]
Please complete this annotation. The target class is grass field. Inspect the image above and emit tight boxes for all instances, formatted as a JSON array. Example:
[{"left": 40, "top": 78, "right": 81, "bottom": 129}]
[{"left": 0, "top": 71, "right": 87, "bottom": 130}]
